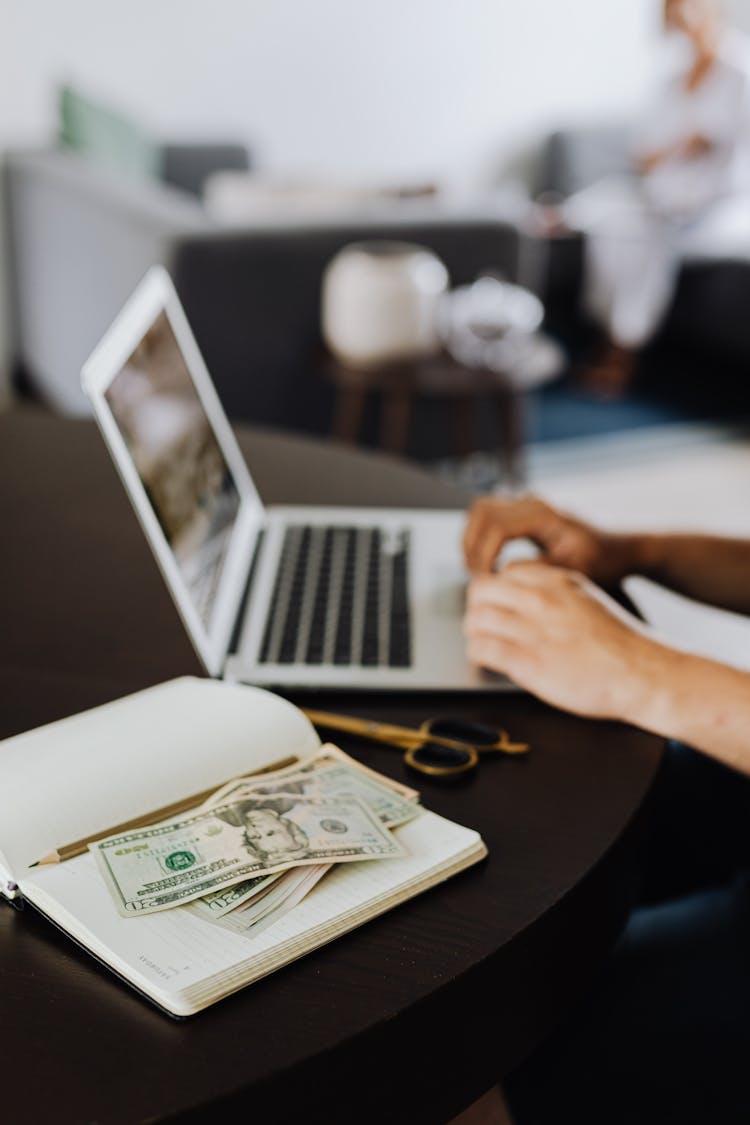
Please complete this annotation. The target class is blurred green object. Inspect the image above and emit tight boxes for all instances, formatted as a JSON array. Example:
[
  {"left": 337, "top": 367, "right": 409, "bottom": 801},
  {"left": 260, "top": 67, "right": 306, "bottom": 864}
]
[{"left": 58, "top": 84, "right": 161, "bottom": 183}]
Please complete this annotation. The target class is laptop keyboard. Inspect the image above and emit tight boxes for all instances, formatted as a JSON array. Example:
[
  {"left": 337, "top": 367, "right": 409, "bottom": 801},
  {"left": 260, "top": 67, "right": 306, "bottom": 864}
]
[
  {"left": 190, "top": 541, "right": 226, "bottom": 624},
  {"left": 258, "top": 525, "right": 412, "bottom": 668}
]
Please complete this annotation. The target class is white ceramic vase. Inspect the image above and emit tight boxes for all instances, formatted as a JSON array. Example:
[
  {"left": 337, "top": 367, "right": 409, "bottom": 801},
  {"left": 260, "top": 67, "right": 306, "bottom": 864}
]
[{"left": 321, "top": 241, "right": 449, "bottom": 368}]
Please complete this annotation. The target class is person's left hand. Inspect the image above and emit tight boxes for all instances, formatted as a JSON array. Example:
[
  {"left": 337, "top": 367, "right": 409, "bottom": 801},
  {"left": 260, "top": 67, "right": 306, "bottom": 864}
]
[
  {"left": 463, "top": 561, "right": 665, "bottom": 721},
  {"left": 680, "top": 132, "right": 715, "bottom": 160}
]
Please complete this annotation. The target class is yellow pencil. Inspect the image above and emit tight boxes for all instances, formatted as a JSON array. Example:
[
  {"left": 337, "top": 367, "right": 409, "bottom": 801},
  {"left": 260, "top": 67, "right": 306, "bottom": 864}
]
[{"left": 29, "top": 754, "right": 299, "bottom": 867}]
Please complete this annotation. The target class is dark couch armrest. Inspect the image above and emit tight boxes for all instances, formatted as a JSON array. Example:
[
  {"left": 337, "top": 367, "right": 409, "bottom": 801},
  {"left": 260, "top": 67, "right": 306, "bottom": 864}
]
[{"left": 159, "top": 142, "right": 251, "bottom": 198}]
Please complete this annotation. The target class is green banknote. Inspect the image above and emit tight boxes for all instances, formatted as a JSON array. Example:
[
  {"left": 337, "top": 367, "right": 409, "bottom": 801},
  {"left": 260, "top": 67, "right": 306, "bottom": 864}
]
[
  {"left": 206, "top": 758, "right": 420, "bottom": 828},
  {"left": 191, "top": 864, "right": 328, "bottom": 927},
  {"left": 196, "top": 872, "right": 282, "bottom": 917},
  {"left": 92, "top": 793, "right": 404, "bottom": 917}
]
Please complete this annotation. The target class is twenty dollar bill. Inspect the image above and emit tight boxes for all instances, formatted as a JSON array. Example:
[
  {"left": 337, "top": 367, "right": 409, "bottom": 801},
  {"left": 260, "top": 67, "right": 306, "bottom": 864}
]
[{"left": 92, "top": 792, "right": 404, "bottom": 917}]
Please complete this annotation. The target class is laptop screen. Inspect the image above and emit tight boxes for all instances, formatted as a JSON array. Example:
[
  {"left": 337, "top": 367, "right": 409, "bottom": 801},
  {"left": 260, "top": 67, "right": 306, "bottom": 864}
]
[
  {"left": 104, "top": 310, "right": 241, "bottom": 627},
  {"left": 82, "top": 266, "right": 266, "bottom": 676}
]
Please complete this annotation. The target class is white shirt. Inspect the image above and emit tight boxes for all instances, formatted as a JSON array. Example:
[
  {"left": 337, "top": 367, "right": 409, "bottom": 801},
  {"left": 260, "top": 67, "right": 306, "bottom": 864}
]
[{"left": 632, "top": 30, "right": 750, "bottom": 218}]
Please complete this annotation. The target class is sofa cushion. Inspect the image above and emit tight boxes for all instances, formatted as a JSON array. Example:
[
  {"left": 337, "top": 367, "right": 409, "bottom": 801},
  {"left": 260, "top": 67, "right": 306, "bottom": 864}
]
[
  {"left": 202, "top": 172, "right": 439, "bottom": 224},
  {"left": 59, "top": 84, "right": 161, "bottom": 183},
  {"left": 533, "top": 124, "right": 634, "bottom": 199}
]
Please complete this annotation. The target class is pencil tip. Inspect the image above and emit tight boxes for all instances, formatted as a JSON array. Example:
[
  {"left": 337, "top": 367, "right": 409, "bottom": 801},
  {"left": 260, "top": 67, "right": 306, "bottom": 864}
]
[{"left": 29, "top": 853, "right": 57, "bottom": 867}]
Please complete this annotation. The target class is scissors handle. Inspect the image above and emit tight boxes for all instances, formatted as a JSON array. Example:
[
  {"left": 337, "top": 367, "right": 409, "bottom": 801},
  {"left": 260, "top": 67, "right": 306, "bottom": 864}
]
[
  {"left": 301, "top": 709, "right": 479, "bottom": 777},
  {"left": 300, "top": 709, "right": 527, "bottom": 766},
  {"left": 302, "top": 709, "right": 528, "bottom": 755}
]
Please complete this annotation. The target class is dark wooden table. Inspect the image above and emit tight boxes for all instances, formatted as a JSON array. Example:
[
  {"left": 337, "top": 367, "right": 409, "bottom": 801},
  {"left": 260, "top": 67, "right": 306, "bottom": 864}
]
[{"left": 0, "top": 408, "right": 664, "bottom": 1125}]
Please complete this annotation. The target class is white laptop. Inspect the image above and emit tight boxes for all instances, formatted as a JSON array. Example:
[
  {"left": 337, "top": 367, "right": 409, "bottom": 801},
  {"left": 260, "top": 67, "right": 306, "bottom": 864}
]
[{"left": 81, "top": 265, "right": 511, "bottom": 692}]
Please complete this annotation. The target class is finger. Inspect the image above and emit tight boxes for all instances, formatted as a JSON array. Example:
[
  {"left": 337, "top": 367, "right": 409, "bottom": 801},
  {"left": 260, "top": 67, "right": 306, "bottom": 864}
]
[
  {"left": 463, "top": 498, "right": 564, "bottom": 572},
  {"left": 463, "top": 498, "right": 517, "bottom": 566},
  {"left": 465, "top": 632, "right": 525, "bottom": 678},
  {"left": 467, "top": 568, "right": 566, "bottom": 614},
  {"left": 463, "top": 505, "right": 506, "bottom": 572},
  {"left": 470, "top": 525, "right": 510, "bottom": 574},
  {"left": 463, "top": 499, "right": 539, "bottom": 562},
  {"left": 500, "top": 559, "right": 578, "bottom": 587},
  {"left": 463, "top": 604, "right": 528, "bottom": 644},
  {"left": 466, "top": 573, "right": 526, "bottom": 611}
]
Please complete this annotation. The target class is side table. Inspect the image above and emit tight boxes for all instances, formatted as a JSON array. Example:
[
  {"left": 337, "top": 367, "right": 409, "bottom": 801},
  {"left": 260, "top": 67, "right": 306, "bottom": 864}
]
[{"left": 323, "top": 350, "right": 528, "bottom": 487}]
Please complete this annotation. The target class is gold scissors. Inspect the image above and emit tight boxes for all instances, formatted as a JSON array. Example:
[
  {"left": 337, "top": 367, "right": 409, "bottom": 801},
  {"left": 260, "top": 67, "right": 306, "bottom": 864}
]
[{"left": 301, "top": 709, "right": 529, "bottom": 779}]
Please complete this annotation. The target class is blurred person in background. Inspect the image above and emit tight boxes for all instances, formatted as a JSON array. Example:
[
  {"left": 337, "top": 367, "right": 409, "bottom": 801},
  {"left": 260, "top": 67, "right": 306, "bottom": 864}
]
[
  {"left": 564, "top": 0, "right": 750, "bottom": 396},
  {"left": 462, "top": 493, "right": 750, "bottom": 1123}
]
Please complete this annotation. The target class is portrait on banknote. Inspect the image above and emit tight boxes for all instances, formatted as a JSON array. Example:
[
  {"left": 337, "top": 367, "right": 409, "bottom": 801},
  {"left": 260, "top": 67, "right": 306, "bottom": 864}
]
[{"left": 215, "top": 798, "right": 310, "bottom": 864}]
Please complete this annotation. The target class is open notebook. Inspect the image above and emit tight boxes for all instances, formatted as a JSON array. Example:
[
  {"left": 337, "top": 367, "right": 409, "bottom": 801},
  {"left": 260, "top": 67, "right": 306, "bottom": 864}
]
[{"left": 0, "top": 678, "right": 487, "bottom": 1017}]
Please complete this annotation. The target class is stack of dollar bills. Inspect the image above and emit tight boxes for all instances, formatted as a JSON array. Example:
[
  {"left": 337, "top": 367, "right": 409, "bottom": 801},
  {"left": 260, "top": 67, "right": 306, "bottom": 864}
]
[{"left": 90, "top": 744, "right": 421, "bottom": 937}]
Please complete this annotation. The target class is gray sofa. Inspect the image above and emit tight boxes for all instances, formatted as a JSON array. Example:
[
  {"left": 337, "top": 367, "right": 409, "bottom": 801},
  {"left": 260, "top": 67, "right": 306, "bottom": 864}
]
[
  {"left": 4, "top": 147, "right": 523, "bottom": 440},
  {"left": 4, "top": 144, "right": 236, "bottom": 416},
  {"left": 8, "top": 128, "right": 748, "bottom": 449}
]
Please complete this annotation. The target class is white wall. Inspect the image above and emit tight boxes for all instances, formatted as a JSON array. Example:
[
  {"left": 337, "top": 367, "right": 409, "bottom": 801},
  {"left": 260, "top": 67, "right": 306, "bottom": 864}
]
[
  {"left": 2, "top": 0, "right": 749, "bottom": 403},
  {"left": 4, "top": 0, "right": 663, "bottom": 181}
]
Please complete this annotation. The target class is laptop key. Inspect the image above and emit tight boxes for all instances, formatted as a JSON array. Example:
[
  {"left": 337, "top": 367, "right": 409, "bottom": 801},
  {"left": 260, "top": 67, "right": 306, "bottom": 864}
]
[
  {"left": 305, "top": 528, "right": 333, "bottom": 664},
  {"left": 388, "top": 535, "right": 412, "bottom": 667},
  {"left": 260, "top": 524, "right": 412, "bottom": 669},
  {"left": 361, "top": 529, "right": 381, "bottom": 666},
  {"left": 333, "top": 529, "right": 357, "bottom": 665},
  {"left": 277, "top": 527, "right": 311, "bottom": 663},
  {"left": 259, "top": 525, "right": 302, "bottom": 663}
]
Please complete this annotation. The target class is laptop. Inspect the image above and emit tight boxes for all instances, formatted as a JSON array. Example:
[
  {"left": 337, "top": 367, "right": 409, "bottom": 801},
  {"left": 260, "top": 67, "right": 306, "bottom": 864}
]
[{"left": 81, "top": 265, "right": 511, "bottom": 692}]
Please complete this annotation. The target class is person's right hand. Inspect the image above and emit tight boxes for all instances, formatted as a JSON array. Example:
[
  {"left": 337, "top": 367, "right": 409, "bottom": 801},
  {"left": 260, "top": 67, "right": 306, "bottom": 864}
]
[
  {"left": 462, "top": 494, "right": 635, "bottom": 588},
  {"left": 463, "top": 562, "right": 662, "bottom": 721},
  {"left": 679, "top": 132, "right": 715, "bottom": 160},
  {"left": 634, "top": 147, "right": 669, "bottom": 176}
]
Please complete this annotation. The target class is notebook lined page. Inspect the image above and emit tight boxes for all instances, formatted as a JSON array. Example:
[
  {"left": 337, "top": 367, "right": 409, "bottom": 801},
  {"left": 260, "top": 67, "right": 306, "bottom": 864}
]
[
  {"left": 25, "top": 855, "right": 260, "bottom": 994},
  {"left": 24, "top": 811, "right": 485, "bottom": 1011},
  {"left": 0, "top": 678, "right": 319, "bottom": 875}
]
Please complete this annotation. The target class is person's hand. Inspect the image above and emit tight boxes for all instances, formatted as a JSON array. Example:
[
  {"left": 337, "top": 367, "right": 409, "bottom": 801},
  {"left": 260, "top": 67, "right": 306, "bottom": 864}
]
[
  {"left": 634, "top": 147, "right": 671, "bottom": 175},
  {"left": 635, "top": 134, "right": 715, "bottom": 176},
  {"left": 679, "top": 132, "right": 715, "bottom": 160},
  {"left": 463, "top": 562, "right": 667, "bottom": 720},
  {"left": 463, "top": 494, "right": 634, "bottom": 588}
]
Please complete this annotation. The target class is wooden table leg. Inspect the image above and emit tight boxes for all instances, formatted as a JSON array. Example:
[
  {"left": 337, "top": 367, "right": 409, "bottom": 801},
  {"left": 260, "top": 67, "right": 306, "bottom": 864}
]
[
  {"left": 333, "top": 386, "right": 367, "bottom": 445},
  {"left": 381, "top": 386, "right": 412, "bottom": 455},
  {"left": 451, "top": 395, "right": 475, "bottom": 459}
]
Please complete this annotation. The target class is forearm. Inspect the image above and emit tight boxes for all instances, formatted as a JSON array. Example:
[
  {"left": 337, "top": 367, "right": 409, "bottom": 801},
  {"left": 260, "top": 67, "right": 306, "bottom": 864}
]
[
  {"left": 608, "top": 533, "right": 750, "bottom": 614},
  {"left": 634, "top": 133, "right": 716, "bottom": 174},
  {"left": 629, "top": 642, "right": 750, "bottom": 776},
  {"left": 634, "top": 148, "right": 669, "bottom": 174}
]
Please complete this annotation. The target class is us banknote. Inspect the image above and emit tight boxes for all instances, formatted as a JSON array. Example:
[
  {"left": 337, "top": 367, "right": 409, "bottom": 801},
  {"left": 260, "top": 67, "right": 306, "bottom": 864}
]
[
  {"left": 307, "top": 744, "right": 420, "bottom": 802},
  {"left": 197, "top": 871, "right": 282, "bottom": 917},
  {"left": 192, "top": 747, "right": 420, "bottom": 916},
  {"left": 192, "top": 859, "right": 332, "bottom": 931},
  {"left": 205, "top": 760, "right": 420, "bottom": 829},
  {"left": 92, "top": 792, "right": 404, "bottom": 917},
  {"left": 246, "top": 864, "right": 332, "bottom": 937}
]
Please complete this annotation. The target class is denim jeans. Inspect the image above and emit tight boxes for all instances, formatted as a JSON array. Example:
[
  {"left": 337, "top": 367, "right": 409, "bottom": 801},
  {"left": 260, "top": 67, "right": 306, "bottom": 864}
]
[{"left": 503, "top": 742, "right": 750, "bottom": 1125}]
